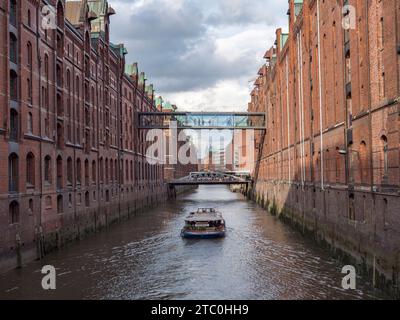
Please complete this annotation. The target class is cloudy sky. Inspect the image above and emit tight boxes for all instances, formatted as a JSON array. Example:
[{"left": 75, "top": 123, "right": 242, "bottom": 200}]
[{"left": 109, "top": 0, "right": 288, "bottom": 112}]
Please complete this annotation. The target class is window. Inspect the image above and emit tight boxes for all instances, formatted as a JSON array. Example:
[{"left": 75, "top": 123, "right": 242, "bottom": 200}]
[
  {"left": 105, "top": 159, "right": 109, "bottom": 184},
  {"left": 27, "top": 78, "right": 32, "bottom": 102},
  {"left": 27, "top": 42, "right": 32, "bottom": 67},
  {"left": 10, "top": 70, "right": 18, "bottom": 100},
  {"left": 8, "top": 153, "right": 19, "bottom": 192},
  {"left": 85, "top": 159, "right": 89, "bottom": 186},
  {"left": 99, "top": 158, "right": 104, "bottom": 183},
  {"left": 45, "top": 196, "right": 52, "bottom": 209},
  {"left": 10, "top": 0, "right": 17, "bottom": 27},
  {"left": 56, "top": 64, "right": 62, "bottom": 87},
  {"left": 57, "top": 122, "right": 63, "bottom": 149},
  {"left": 26, "top": 152, "right": 35, "bottom": 187},
  {"left": 67, "top": 157, "right": 73, "bottom": 185},
  {"left": 348, "top": 193, "right": 355, "bottom": 221},
  {"left": 92, "top": 160, "right": 96, "bottom": 183},
  {"left": 76, "top": 158, "right": 82, "bottom": 184},
  {"left": 9, "top": 33, "right": 17, "bottom": 64},
  {"left": 10, "top": 201, "right": 19, "bottom": 224},
  {"left": 56, "top": 2, "right": 64, "bottom": 29},
  {"left": 27, "top": 10, "right": 31, "bottom": 27},
  {"left": 126, "top": 160, "right": 129, "bottom": 181},
  {"left": 359, "top": 141, "right": 368, "bottom": 184},
  {"left": 110, "top": 160, "right": 114, "bottom": 183},
  {"left": 57, "top": 195, "right": 63, "bottom": 214},
  {"left": 57, "top": 156, "right": 63, "bottom": 190},
  {"left": 85, "top": 192, "right": 90, "bottom": 207},
  {"left": 28, "top": 199, "right": 34, "bottom": 213},
  {"left": 57, "top": 93, "right": 63, "bottom": 116},
  {"left": 383, "top": 198, "right": 388, "bottom": 227},
  {"left": 381, "top": 136, "right": 388, "bottom": 181},
  {"left": 27, "top": 113, "right": 33, "bottom": 135},
  {"left": 44, "top": 55, "right": 49, "bottom": 80},
  {"left": 10, "top": 109, "right": 19, "bottom": 141},
  {"left": 348, "top": 142, "right": 354, "bottom": 183},
  {"left": 44, "top": 155, "right": 52, "bottom": 183}
]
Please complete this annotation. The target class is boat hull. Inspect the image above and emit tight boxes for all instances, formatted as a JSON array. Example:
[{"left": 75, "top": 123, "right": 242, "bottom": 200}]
[{"left": 181, "top": 230, "right": 226, "bottom": 239}]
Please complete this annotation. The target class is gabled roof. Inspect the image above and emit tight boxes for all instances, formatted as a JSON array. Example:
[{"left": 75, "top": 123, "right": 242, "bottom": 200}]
[
  {"left": 88, "top": 0, "right": 115, "bottom": 33},
  {"left": 65, "top": 0, "right": 87, "bottom": 25},
  {"left": 65, "top": 0, "right": 97, "bottom": 26}
]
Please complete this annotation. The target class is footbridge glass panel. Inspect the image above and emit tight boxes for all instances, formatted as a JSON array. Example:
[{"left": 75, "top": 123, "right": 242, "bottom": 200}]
[{"left": 138, "top": 112, "right": 266, "bottom": 130}]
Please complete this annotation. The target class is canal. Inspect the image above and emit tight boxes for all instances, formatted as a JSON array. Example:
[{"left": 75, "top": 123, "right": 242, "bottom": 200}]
[{"left": 0, "top": 186, "right": 385, "bottom": 299}]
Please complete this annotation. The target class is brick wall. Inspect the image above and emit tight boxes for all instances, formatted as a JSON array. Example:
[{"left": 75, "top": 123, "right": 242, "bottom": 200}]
[
  {"left": 249, "top": 0, "right": 400, "bottom": 296},
  {"left": 0, "top": 0, "right": 167, "bottom": 273}
]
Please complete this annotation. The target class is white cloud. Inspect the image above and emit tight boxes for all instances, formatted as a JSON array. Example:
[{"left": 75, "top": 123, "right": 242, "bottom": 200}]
[{"left": 109, "top": 0, "right": 288, "bottom": 112}]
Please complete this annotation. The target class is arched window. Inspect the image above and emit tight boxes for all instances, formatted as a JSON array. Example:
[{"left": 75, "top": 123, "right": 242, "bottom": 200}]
[
  {"left": 27, "top": 78, "right": 32, "bottom": 102},
  {"left": 359, "top": 141, "right": 368, "bottom": 184},
  {"left": 26, "top": 152, "right": 35, "bottom": 187},
  {"left": 56, "top": 1, "right": 64, "bottom": 29},
  {"left": 8, "top": 153, "right": 19, "bottom": 192},
  {"left": 92, "top": 160, "right": 96, "bottom": 183},
  {"left": 28, "top": 199, "right": 34, "bottom": 213},
  {"left": 10, "top": 70, "right": 18, "bottom": 100},
  {"left": 115, "top": 159, "right": 118, "bottom": 182},
  {"left": 10, "top": 108, "right": 19, "bottom": 141},
  {"left": 10, "top": 0, "right": 17, "bottom": 27},
  {"left": 57, "top": 195, "right": 63, "bottom": 214},
  {"left": 126, "top": 160, "right": 129, "bottom": 181},
  {"left": 85, "top": 191, "right": 90, "bottom": 207},
  {"left": 110, "top": 160, "right": 114, "bottom": 183},
  {"left": 44, "top": 54, "right": 49, "bottom": 80},
  {"left": 27, "top": 9, "right": 31, "bottom": 27},
  {"left": 105, "top": 158, "right": 109, "bottom": 183},
  {"left": 9, "top": 201, "right": 19, "bottom": 224},
  {"left": 76, "top": 158, "right": 82, "bottom": 184},
  {"left": 381, "top": 135, "right": 388, "bottom": 181},
  {"left": 348, "top": 193, "right": 355, "bottom": 221},
  {"left": 84, "top": 159, "right": 89, "bottom": 186},
  {"left": 9, "top": 33, "right": 17, "bottom": 63},
  {"left": 57, "top": 122, "right": 63, "bottom": 149},
  {"left": 56, "top": 64, "right": 62, "bottom": 87},
  {"left": 27, "top": 42, "right": 32, "bottom": 67},
  {"left": 383, "top": 198, "right": 388, "bottom": 227},
  {"left": 57, "top": 156, "right": 63, "bottom": 189},
  {"left": 44, "top": 155, "right": 52, "bottom": 183},
  {"left": 99, "top": 158, "right": 104, "bottom": 183},
  {"left": 67, "top": 157, "right": 73, "bottom": 185},
  {"left": 85, "top": 32, "right": 90, "bottom": 53}
]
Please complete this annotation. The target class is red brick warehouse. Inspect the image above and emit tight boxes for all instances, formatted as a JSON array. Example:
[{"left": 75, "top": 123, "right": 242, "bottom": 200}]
[
  {"left": 0, "top": 0, "right": 171, "bottom": 272},
  {"left": 249, "top": 0, "right": 400, "bottom": 295}
]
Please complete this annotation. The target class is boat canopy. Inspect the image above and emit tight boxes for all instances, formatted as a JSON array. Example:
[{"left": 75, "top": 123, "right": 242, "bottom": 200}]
[{"left": 185, "top": 214, "right": 223, "bottom": 222}]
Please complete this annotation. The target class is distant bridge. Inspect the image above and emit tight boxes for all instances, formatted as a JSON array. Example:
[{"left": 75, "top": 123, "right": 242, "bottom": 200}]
[
  {"left": 168, "top": 171, "right": 252, "bottom": 186},
  {"left": 138, "top": 112, "right": 266, "bottom": 130}
]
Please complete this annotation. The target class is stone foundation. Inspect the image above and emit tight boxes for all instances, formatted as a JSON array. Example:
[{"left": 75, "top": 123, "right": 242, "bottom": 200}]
[{"left": 244, "top": 182, "right": 399, "bottom": 298}]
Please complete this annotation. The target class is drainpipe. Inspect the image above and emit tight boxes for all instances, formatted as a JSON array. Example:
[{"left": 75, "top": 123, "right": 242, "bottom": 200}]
[
  {"left": 286, "top": 57, "right": 291, "bottom": 184},
  {"left": 297, "top": 31, "right": 306, "bottom": 188},
  {"left": 297, "top": 33, "right": 303, "bottom": 186},
  {"left": 300, "top": 30, "right": 306, "bottom": 187},
  {"left": 37, "top": 2, "right": 44, "bottom": 259},
  {"left": 317, "top": 0, "right": 325, "bottom": 190},
  {"left": 365, "top": 1, "right": 373, "bottom": 191}
]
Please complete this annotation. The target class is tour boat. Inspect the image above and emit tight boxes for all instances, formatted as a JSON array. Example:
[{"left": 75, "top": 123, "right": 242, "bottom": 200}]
[{"left": 181, "top": 208, "right": 226, "bottom": 239}]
